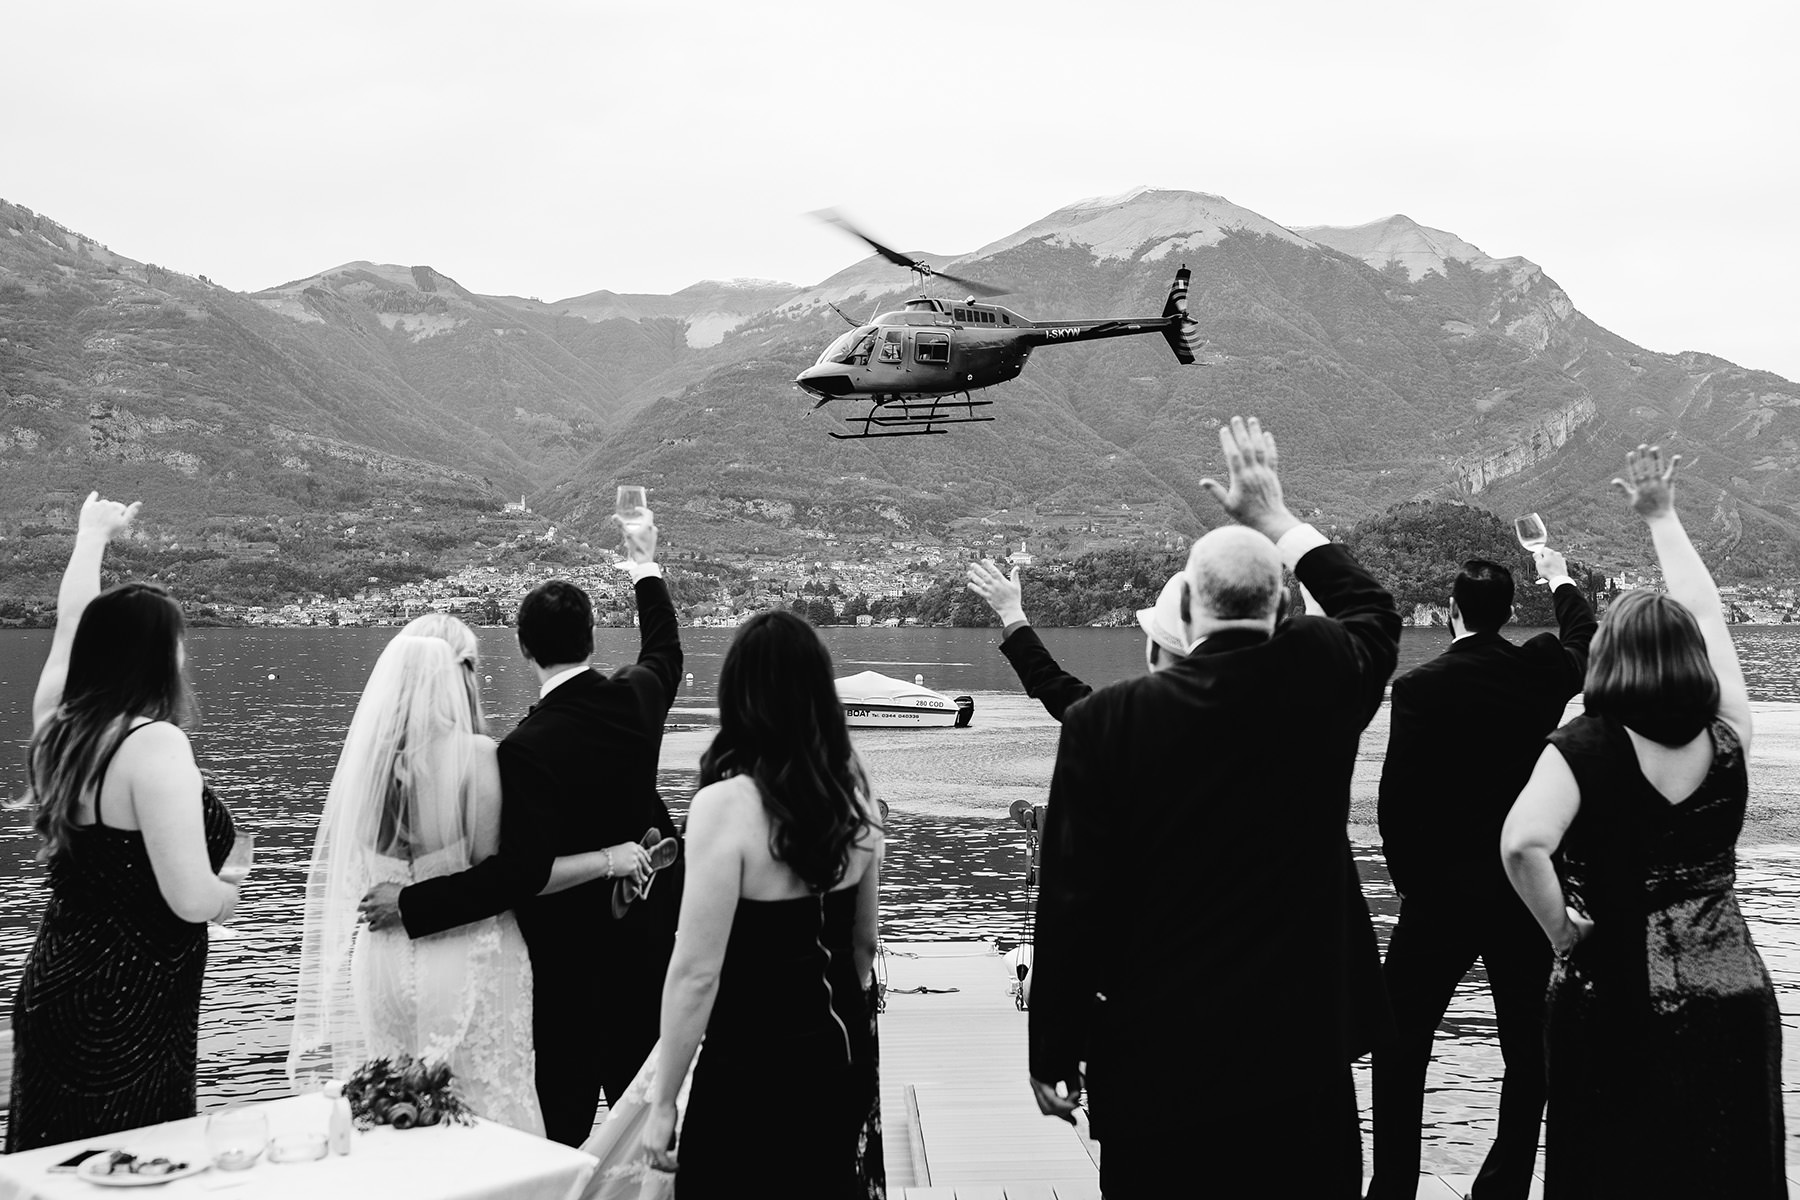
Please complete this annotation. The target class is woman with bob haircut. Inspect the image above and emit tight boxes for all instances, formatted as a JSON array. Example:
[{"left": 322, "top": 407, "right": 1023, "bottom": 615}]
[
  {"left": 1501, "top": 447, "right": 1783, "bottom": 1196},
  {"left": 6, "top": 494, "right": 240, "bottom": 1151},
  {"left": 634, "top": 608, "right": 882, "bottom": 1197}
]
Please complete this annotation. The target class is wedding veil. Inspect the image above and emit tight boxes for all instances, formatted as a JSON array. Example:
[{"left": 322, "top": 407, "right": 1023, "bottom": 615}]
[{"left": 287, "top": 632, "right": 481, "bottom": 1089}]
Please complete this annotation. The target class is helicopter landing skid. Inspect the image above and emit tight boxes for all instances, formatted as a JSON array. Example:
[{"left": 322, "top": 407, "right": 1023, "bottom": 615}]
[{"left": 829, "top": 393, "right": 995, "bottom": 440}]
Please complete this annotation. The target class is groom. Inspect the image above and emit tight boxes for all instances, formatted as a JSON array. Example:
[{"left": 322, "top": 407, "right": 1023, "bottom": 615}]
[{"left": 360, "top": 520, "right": 685, "bottom": 1145}]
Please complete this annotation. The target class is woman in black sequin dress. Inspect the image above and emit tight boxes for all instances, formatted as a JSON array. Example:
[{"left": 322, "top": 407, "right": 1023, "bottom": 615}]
[
  {"left": 6, "top": 495, "right": 239, "bottom": 1152},
  {"left": 1502, "top": 448, "right": 1785, "bottom": 1198}
]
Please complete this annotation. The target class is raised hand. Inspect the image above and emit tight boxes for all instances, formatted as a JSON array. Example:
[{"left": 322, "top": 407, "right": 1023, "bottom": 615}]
[
  {"left": 1610, "top": 444, "right": 1681, "bottom": 520},
  {"left": 966, "top": 559, "right": 1026, "bottom": 625},
  {"left": 1198, "top": 416, "right": 1299, "bottom": 543},
  {"left": 78, "top": 491, "right": 140, "bottom": 541},
  {"left": 615, "top": 515, "right": 659, "bottom": 565},
  {"left": 1533, "top": 548, "right": 1569, "bottom": 583}
]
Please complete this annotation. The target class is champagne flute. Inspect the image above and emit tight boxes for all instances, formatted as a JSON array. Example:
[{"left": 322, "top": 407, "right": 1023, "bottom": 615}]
[
  {"left": 220, "top": 832, "right": 255, "bottom": 887},
  {"left": 615, "top": 485, "right": 650, "bottom": 535},
  {"left": 1514, "top": 512, "right": 1548, "bottom": 553}
]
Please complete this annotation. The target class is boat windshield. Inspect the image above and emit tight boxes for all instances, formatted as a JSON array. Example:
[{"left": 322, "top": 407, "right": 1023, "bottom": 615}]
[{"left": 819, "top": 325, "right": 879, "bottom": 366}]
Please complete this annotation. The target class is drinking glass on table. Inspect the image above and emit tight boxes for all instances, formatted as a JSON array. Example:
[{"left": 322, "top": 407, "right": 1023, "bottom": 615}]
[
  {"left": 1514, "top": 512, "right": 1548, "bottom": 552},
  {"left": 615, "top": 486, "right": 651, "bottom": 535},
  {"left": 205, "top": 1106, "right": 268, "bottom": 1171},
  {"left": 220, "top": 832, "right": 255, "bottom": 887}
]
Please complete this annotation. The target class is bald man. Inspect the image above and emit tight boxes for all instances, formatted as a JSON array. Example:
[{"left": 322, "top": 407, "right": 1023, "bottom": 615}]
[{"left": 1028, "top": 417, "right": 1400, "bottom": 1198}]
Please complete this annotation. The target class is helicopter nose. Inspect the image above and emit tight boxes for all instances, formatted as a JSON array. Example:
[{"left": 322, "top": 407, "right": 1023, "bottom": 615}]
[{"left": 795, "top": 368, "right": 854, "bottom": 398}]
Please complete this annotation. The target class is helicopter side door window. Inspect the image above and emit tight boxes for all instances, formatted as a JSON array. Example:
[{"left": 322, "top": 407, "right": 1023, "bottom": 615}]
[
  {"left": 877, "top": 330, "right": 902, "bottom": 363},
  {"left": 915, "top": 332, "right": 950, "bottom": 365}
]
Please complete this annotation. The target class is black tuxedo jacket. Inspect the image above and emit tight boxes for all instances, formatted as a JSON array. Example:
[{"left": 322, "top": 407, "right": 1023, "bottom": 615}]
[
  {"left": 1028, "top": 543, "right": 1400, "bottom": 1114},
  {"left": 1378, "top": 581, "right": 1596, "bottom": 907},
  {"left": 397, "top": 576, "right": 686, "bottom": 965}
]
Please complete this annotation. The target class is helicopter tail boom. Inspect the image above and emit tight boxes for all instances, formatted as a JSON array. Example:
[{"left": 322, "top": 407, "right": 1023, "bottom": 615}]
[{"left": 1024, "top": 265, "right": 1201, "bottom": 364}]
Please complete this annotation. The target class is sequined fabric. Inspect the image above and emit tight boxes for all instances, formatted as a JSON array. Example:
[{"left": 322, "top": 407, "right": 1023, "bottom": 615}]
[
  {"left": 5, "top": 782, "right": 234, "bottom": 1151},
  {"left": 1545, "top": 716, "right": 1786, "bottom": 1198}
]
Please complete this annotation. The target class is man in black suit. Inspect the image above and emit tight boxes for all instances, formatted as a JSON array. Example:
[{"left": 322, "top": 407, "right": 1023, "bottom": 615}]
[
  {"left": 1366, "top": 554, "right": 1595, "bottom": 1200},
  {"left": 1028, "top": 417, "right": 1400, "bottom": 1198},
  {"left": 359, "top": 521, "right": 685, "bottom": 1146}
]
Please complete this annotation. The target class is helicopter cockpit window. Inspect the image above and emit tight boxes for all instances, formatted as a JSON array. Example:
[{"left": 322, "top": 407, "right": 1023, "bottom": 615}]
[
  {"left": 821, "top": 326, "right": 880, "bottom": 366},
  {"left": 878, "top": 330, "right": 902, "bottom": 363},
  {"left": 914, "top": 332, "right": 950, "bottom": 364}
]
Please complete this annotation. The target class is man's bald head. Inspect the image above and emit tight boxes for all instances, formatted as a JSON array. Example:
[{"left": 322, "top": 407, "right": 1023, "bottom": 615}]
[{"left": 1187, "top": 526, "right": 1283, "bottom": 629}]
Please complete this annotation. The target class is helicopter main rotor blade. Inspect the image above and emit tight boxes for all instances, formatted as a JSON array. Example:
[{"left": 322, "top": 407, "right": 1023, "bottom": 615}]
[
  {"left": 810, "top": 209, "right": 920, "bottom": 272},
  {"left": 927, "top": 268, "right": 1012, "bottom": 298},
  {"left": 812, "top": 208, "right": 1014, "bottom": 296}
]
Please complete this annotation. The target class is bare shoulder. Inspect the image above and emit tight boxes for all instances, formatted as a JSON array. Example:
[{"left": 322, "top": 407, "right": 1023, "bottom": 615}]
[
  {"left": 119, "top": 720, "right": 195, "bottom": 763},
  {"left": 465, "top": 732, "right": 499, "bottom": 761},
  {"left": 690, "top": 775, "right": 762, "bottom": 824}
]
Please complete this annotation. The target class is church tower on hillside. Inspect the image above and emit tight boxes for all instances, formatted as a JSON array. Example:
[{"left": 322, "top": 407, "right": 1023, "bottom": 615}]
[{"left": 1007, "top": 541, "right": 1034, "bottom": 567}]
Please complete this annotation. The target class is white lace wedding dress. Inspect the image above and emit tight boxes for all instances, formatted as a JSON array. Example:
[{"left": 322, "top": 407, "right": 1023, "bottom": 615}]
[
  {"left": 352, "top": 846, "right": 544, "bottom": 1135},
  {"left": 288, "top": 633, "right": 544, "bottom": 1137}
]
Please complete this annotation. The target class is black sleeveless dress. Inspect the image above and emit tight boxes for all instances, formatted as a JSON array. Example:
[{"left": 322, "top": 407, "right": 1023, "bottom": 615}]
[
  {"left": 677, "top": 893, "right": 859, "bottom": 1199},
  {"left": 1544, "top": 715, "right": 1784, "bottom": 1197},
  {"left": 5, "top": 723, "right": 235, "bottom": 1152},
  {"left": 822, "top": 887, "right": 884, "bottom": 1200}
]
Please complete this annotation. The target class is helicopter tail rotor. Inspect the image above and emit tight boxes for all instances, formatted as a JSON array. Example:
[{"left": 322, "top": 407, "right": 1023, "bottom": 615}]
[{"left": 1161, "top": 264, "right": 1202, "bottom": 365}]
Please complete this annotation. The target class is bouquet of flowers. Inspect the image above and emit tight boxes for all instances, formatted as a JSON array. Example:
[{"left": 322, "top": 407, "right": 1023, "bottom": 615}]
[{"left": 343, "top": 1055, "right": 476, "bottom": 1131}]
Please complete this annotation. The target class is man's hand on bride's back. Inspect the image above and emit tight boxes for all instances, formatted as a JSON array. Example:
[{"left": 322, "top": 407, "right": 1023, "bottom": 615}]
[{"left": 359, "top": 881, "right": 405, "bottom": 931}]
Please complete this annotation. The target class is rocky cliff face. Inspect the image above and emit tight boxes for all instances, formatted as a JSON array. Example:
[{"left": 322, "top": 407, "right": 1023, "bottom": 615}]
[{"left": 1451, "top": 394, "right": 1598, "bottom": 493}]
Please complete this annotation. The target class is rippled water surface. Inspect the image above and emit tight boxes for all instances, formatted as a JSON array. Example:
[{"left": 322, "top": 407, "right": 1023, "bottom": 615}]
[{"left": 3, "top": 624, "right": 1799, "bottom": 1167}]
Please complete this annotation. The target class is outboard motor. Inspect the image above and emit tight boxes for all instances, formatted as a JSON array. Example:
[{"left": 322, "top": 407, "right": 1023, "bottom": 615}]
[{"left": 953, "top": 695, "right": 975, "bottom": 728}]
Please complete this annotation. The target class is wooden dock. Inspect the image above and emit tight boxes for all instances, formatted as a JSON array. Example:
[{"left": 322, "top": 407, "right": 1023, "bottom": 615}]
[{"left": 878, "top": 942, "right": 1099, "bottom": 1200}]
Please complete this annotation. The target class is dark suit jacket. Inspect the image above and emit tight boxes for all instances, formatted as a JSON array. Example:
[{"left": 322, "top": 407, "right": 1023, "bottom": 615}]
[
  {"left": 1002, "top": 616, "right": 1393, "bottom": 1070},
  {"left": 1378, "top": 581, "right": 1596, "bottom": 907},
  {"left": 398, "top": 576, "right": 685, "bottom": 991},
  {"left": 1028, "top": 543, "right": 1400, "bottom": 1114}
]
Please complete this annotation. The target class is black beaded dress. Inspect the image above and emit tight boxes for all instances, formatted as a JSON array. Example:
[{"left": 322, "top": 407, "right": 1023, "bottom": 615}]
[
  {"left": 1544, "top": 715, "right": 1785, "bottom": 1198},
  {"left": 5, "top": 722, "right": 235, "bottom": 1152},
  {"left": 676, "top": 892, "right": 858, "bottom": 1199}
]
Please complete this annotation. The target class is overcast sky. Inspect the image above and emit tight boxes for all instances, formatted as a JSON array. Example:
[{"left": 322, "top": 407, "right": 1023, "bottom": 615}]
[{"left": 5, "top": 0, "right": 1795, "bottom": 378}]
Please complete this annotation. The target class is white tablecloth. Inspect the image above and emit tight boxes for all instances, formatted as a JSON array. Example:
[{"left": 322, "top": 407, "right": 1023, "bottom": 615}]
[{"left": 0, "top": 1096, "right": 597, "bottom": 1200}]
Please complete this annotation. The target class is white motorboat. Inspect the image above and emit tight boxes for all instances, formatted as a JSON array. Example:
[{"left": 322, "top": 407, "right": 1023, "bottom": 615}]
[{"left": 834, "top": 670, "right": 973, "bottom": 729}]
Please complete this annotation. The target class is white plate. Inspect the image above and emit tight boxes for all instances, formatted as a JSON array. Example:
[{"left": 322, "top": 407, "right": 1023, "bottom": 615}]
[{"left": 77, "top": 1155, "right": 209, "bottom": 1187}]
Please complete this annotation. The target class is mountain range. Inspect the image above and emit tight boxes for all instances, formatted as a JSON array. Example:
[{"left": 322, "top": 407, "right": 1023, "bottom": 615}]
[{"left": 3, "top": 186, "right": 1798, "bottom": 594}]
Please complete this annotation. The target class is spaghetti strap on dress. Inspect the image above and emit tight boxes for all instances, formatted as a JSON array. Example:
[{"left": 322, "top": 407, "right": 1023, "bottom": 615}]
[
  {"left": 1543, "top": 715, "right": 1784, "bottom": 1197},
  {"left": 5, "top": 722, "right": 236, "bottom": 1152}
]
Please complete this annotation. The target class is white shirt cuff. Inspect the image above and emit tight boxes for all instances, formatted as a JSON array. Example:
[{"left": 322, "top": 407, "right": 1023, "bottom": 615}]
[
  {"left": 625, "top": 561, "right": 663, "bottom": 582},
  {"left": 1545, "top": 574, "right": 1575, "bottom": 592},
  {"left": 1275, "top": 524, "right": 1331, "bottom": 572}
]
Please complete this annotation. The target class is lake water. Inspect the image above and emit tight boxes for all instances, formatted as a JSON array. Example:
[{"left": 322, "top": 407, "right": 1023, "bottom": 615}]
[{"left": 3, "top": 624, "right": 1799, "bottom": 1170}]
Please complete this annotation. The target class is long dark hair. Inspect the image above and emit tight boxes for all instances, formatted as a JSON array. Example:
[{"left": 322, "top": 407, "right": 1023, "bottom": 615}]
[
  {"left": 699, "top": 610, "right": 873, "bottom": 892},
  {"left": 26, "top": 583, "right": 194, "bottom": 859}
]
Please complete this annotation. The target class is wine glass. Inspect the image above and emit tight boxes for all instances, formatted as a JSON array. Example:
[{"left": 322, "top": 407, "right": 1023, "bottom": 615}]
[
  {"left": 615, "top": 486, "right": 651, "bottom": 535},
  {"left": 1514, "top": 512, "right": 1548, "bottom": 553},
  {"left": 219, "top": 832, "right": 255, "bottom": 887},
  {"left": 205, "top": 1107, "right": 268, "bottom": 1171}
]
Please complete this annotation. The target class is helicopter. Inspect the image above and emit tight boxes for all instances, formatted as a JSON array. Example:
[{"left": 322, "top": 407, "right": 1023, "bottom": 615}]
[{"left": 795, "top": 212, "right": 1202, "bottom": 439}]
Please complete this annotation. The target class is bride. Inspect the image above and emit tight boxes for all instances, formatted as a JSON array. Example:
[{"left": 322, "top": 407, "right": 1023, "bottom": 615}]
[{"left": 287, "top": 614, "right": 617, "bottom": 1134}]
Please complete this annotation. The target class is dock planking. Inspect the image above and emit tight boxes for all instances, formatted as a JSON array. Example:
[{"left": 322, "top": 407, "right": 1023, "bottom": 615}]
[{"left": 877, "top": 942, "right": 1099, "bottom": 1197}]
